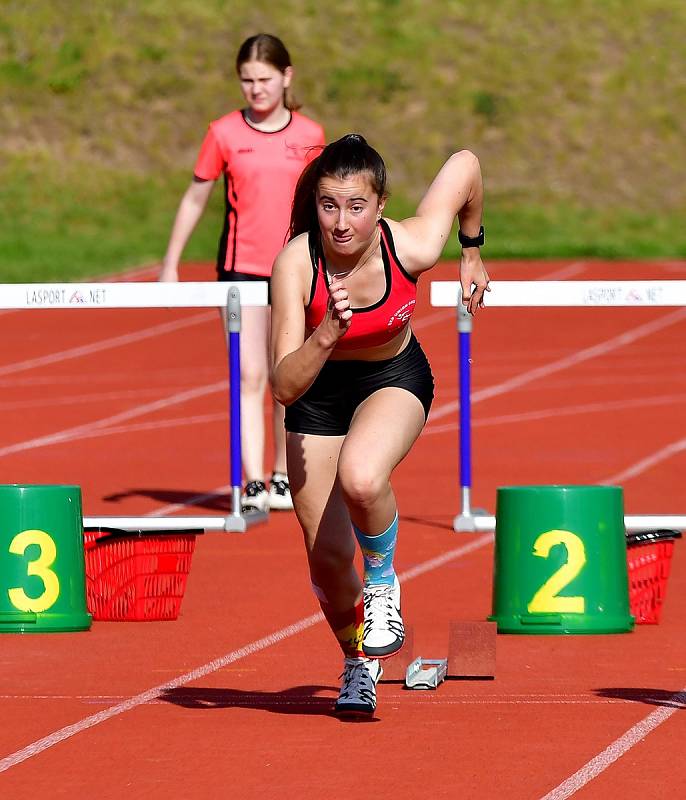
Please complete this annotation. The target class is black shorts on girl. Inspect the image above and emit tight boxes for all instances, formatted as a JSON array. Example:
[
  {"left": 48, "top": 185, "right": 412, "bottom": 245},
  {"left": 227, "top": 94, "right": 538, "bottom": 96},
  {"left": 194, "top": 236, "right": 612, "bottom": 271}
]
[{"left": 285, "top": 333, "right": 434, "bottom": 436}]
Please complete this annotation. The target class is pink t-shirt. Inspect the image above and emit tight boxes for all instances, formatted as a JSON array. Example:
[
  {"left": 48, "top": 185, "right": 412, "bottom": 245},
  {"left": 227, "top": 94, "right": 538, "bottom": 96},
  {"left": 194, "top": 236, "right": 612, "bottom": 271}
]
[{"left": 194, "top": 110, "right": 325, "bottom": 277}]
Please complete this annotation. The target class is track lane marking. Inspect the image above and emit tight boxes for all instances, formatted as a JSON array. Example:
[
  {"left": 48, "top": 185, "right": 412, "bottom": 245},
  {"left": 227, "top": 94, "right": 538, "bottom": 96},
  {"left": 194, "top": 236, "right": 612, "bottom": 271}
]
[
  {"left": 537, "top": 688, "right": 686, "bottom": 799},
  {"left": 0, "top": 312, "right": 215, "bottom": 377},
  {"left": 0, "top": 382, "right": 227, "bottom": 458},
  {"left": 428, "top": 308, "right": 686, "bottom": 422},
  {"left": 0, "top": 535, "right": 493, "bottom": 773}
]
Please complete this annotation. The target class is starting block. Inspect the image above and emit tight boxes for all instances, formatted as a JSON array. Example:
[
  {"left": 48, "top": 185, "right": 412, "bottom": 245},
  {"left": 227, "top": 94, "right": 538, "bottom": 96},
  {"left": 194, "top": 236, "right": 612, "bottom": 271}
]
[{"left": 380, "top": 621, "right": 497, "bottom": 689}]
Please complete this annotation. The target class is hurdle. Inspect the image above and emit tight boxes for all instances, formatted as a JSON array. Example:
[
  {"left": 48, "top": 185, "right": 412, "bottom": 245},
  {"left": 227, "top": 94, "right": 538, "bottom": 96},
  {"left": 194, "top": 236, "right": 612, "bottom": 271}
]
[
  {"left": 430, "top": 279, "right": 686, "bottom": 534},
  {"left": 0, "top": 281, "right": 270, "bottom": 533}
]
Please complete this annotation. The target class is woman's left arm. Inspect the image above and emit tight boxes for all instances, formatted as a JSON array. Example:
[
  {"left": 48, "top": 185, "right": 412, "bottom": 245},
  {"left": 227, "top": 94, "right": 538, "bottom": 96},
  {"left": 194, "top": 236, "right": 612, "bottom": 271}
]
[{"left": 396, "top": 150, "right": 489, "bottom": 314}]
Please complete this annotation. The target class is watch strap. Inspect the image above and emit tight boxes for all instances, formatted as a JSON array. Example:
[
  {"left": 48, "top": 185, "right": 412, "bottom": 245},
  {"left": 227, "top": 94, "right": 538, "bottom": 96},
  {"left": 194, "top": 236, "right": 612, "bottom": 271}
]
[{"left": 458, "top": 225, "right": 485, "bottom": 248}]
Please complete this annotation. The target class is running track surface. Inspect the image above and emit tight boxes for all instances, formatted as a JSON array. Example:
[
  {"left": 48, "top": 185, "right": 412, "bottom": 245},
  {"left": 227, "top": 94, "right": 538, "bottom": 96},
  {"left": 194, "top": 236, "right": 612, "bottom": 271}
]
[{"left": 1, "top": 259, "right": 685, "bottom": 800}]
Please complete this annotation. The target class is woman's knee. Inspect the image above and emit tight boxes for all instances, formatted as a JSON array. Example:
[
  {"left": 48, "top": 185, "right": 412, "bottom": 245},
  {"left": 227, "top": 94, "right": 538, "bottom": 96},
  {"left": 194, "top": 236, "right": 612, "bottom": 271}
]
[
  {"left": 240, "top": 362, "right": 268, "bottom": 395},
  {"left": 337, "top": 458, "right": 387, "bottom": 511}
]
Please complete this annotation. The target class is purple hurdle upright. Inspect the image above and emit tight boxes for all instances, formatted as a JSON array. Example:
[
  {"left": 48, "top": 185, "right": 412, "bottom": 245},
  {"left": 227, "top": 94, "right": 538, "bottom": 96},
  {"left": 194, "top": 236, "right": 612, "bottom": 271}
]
[
  {"left": 454, "top": 289, "right": 490, "bottom": 532},
  {"left": 225, "top": 286, "right": 268, "bottom": 531}
]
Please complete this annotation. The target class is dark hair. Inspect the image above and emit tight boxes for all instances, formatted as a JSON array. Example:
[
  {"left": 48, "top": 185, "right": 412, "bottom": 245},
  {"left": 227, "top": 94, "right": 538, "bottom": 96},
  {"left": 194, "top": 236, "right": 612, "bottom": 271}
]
[
  {"left": 236, "top": 33, "right": 301, "bottom": 111},
  {"left": 289, "top": 134, "right": 387, "bottom": 239}
]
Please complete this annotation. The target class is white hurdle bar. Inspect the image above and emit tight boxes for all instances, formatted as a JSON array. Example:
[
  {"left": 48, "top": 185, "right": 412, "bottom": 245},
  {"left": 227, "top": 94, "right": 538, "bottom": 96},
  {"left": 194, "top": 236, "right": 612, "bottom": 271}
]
[
  {"left": 430, "top": 279, "right": 686, "bottom": 533},
  {"left": 438, "top": 515, "right": 686, "bottom": 533},
  {"left": 431, "top": 280, "right": 686, "bottom": 308},
  {"left": 1, "top": 281, "right": 268, "bottom": 309},
  {"left": 1, "top": 281, "right": 270, "bottom": 533}
]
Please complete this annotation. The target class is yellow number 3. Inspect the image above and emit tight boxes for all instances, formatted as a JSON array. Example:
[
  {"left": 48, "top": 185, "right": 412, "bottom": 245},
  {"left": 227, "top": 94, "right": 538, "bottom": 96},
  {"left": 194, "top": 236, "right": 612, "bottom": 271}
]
[
  {"left": 8, "top": 529, "right": 60, "bottom": 612},
  {"left": 527, "top": 529, "right": 586, "bottom": 614}
]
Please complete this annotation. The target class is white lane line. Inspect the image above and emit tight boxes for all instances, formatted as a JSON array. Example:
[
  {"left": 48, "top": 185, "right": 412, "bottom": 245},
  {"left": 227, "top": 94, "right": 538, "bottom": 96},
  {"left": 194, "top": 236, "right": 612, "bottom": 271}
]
[
  {"left": 537, "top": 688, "right": 686, "bottom": 800},
  {"left": 428, "top": 308, "right": 686, "bottom": 422},
  {"left": 0, "top": 388, "right": 164, "bottom": 411},
  {"left": 424, "top": 393, "right": 686, "bottom": 435},
  {"left": 0, "top": 534, "right": 493, "bottom": 773},
  {"left": 0, "top": 311, "right": 215, "bottom": 377},
  {"left": 0, "top": 381, "right": 227, "bottom": 458},
  {"left": 600, "top": 436, "right": 686, "bottom": 485}
]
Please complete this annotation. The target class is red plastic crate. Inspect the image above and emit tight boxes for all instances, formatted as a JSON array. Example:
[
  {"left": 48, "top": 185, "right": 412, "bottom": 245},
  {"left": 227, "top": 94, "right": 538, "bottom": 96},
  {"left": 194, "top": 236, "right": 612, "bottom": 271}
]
[
  {"left": 626, "top": 529, "right": 681, "bottom": 624},
  {"left": 83, "top": 527, "right": 197, "bottom": 621}
]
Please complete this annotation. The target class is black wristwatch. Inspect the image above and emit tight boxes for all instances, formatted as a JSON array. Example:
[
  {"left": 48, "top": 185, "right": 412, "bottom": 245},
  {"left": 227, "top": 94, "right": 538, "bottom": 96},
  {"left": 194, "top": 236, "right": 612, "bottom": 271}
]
[{"left": 458, "top": 225, "right": 485, "bottom": 248}]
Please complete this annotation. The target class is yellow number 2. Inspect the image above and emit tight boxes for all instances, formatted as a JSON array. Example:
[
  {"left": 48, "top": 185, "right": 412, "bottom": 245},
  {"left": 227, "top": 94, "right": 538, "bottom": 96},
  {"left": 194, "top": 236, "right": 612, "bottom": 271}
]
[
  {"left": 527, "top": 529, "right": 586, "bottom": 614},
  {"left": 8, "top": 529, "right": 60, "bottom": 612}
]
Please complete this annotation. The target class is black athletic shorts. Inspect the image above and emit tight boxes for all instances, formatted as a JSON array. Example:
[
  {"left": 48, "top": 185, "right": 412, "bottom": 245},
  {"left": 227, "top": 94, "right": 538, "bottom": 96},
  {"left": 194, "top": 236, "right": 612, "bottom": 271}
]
[
  {"left": 218, "top": 270, "right": 271, "bottom": 304},
  {"left": 285, "top": 333, "right": 434, "bottom": 436}
]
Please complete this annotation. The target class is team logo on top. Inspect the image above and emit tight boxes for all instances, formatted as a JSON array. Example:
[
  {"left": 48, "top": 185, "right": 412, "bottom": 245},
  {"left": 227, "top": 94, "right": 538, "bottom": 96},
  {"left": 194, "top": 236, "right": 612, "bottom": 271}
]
[
  {"left": 284, "top": 140, "right": 311, "bottom": 160},
  {"left": 387, "top": 300, "right": 416, "bottom": 328}
]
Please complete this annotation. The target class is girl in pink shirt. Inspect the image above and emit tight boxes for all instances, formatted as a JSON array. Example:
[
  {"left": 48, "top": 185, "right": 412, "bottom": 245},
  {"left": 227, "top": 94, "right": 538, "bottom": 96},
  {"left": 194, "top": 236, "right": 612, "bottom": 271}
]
[{"left": 160, "top": 34, "right": 324, "bottom": 513}]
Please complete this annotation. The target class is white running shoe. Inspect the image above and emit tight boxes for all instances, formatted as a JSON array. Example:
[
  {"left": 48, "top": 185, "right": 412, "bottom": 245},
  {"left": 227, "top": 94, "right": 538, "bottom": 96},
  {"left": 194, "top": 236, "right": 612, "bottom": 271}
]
[
  {"left": 362, "top": 575, "right": 405, "bottom": 658},
  {"left": 334, "top": 657, "right": 383, "bottom": 717},
  {"left": 241, "top": 480, "right": 269, "bottom": 514},
  {"left": 268, "top": 472, "right": 293, "bottom": 511}
]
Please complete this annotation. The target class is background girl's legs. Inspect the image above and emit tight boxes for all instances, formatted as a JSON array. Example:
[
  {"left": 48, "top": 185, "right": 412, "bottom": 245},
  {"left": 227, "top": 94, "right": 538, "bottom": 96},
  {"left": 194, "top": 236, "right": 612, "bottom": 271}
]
[
  {"left": 231, "top": 304, "right": 292, "bottom": 511},
  {"left": 337, "top": 387, "right": 426, "bottom": 657},
  {"left": 236, "top": 305, "right": 269, "bottom": 510},
  {"left": 269, "top": 400, "right": 292, "bottom": 509}
]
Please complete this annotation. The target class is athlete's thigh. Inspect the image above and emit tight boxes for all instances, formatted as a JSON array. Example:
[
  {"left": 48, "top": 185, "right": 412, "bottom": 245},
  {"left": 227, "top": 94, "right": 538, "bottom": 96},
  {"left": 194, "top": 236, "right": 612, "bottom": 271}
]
[
  {"left": 340, "top": 387, "right": 425, "bottom": 479},
  {"left": 286, "top": 431, "right": 353, "bottom": 555}
]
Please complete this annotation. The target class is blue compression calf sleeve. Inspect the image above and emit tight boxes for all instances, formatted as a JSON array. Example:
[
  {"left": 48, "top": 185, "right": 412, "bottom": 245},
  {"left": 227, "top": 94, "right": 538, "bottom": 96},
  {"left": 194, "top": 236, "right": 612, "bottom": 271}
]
[{"left": 352, "top": 512, "right": 398, "bottom": 586}]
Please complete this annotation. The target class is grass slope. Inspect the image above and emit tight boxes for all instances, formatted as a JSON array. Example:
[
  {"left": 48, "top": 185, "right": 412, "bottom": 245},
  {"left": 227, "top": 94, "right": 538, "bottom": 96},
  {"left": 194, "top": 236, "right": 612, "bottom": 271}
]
[{"left": 1, "top": 0, "right": 685, "bottom": 279}]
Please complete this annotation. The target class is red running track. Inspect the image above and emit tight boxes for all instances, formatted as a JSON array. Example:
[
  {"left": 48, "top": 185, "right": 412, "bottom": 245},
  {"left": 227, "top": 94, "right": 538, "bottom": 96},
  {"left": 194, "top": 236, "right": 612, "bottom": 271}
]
[{"left": 0, "top": 259, "right": 685, "bottom": 800}]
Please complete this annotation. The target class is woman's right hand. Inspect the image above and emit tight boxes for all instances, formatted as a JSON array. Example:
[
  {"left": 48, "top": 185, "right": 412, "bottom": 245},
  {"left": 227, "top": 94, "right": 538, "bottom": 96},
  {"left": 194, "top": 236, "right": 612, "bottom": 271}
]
[{"left": 320, "top": 278, "right": 353, "bottom": 344}]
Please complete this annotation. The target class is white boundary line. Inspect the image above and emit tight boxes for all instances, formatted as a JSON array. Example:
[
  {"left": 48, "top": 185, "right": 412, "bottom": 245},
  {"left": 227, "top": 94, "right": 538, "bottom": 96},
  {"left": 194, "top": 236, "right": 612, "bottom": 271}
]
[
  {"left": 0, "top": 534, "right": 493, "bottom": 773},
  {"left": 537, "top": 688, "right": 686, "bottom": 799},
  {"left": 428, "top": 308, "right": 686, "bottom": 422},
  {"left": 0, "top": 311, "right": 215, "bottom": 378},
  {"left": 0, "top": 381, "right": 227, "bottom": 458}
]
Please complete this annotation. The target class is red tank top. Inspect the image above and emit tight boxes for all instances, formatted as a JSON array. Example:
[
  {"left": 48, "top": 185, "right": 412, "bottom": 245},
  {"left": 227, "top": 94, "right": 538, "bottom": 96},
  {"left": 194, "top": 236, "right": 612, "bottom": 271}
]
[{"left": 304, "top": 219, "right": 417, "bottom": 351}]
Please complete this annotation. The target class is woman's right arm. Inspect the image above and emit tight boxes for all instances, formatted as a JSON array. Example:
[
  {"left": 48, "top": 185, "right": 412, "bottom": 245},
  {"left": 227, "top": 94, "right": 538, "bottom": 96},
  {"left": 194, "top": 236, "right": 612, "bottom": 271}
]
[
  {"left": 158, "top": 179, "right": 215, "bottom": 282},
  {"left": 270, "top": 240, "right": 352, "bottom": 406}
]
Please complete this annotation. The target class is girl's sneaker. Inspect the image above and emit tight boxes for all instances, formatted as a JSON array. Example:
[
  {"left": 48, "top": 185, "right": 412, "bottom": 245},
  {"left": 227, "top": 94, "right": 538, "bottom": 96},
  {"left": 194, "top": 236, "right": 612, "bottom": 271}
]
[
  {"left": 268, "top": 472, "right": 293, "bottom": 510},
  {"left": 362, "top": 575, "right": 404, "bottom": 658},
  {"left": 241, "top": 480, "right": 269, "bottom": 513},
  {"left": 334, "top": 657, "right": 383, "bottom": 717}
]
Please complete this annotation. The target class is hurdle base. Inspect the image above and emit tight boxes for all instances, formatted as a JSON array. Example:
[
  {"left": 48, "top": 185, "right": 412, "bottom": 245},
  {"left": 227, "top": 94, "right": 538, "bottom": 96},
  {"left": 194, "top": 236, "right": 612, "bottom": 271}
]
[
  {"left": 226, "top": 509, "right": 269, "bottom": 532},
  {"left": 453, "top": 509, "right": 492, "bottom": 533}
]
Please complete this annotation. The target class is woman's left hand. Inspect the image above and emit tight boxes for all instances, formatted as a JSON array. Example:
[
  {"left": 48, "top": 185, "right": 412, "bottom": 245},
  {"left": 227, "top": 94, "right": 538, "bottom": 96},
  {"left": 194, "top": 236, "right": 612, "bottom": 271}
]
[{"left": 460, "top": 252, "right": 490, "bottom": 315}]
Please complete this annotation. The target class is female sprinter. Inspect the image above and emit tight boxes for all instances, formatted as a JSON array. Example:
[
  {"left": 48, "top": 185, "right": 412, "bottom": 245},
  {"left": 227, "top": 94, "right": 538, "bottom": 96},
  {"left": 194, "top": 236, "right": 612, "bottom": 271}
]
[
  {"left": 159, "top": 34, "right": 325, "bottom": 513},
  {"left": 269, "top": 134, "right": 488, "bottom": 717}
]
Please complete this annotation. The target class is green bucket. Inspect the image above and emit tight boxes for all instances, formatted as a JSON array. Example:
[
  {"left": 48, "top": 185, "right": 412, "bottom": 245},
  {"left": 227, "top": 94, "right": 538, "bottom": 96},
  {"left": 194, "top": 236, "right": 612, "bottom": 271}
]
[
  {"left": 0, "top": 485, "right": 91, "bottom": 632},
  {"left": 489, "top": 485, "right": 633, "bottom": 634}
]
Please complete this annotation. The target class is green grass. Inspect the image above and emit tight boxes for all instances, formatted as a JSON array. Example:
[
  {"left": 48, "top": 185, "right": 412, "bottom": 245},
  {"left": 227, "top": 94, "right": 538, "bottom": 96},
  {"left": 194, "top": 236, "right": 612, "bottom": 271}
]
[
  {"left": 1, "top": 1, "right": 685, "bottom": 280},
  {"left": 0, "top": 156, "right": 224, "bottom": 281},
  {"left": 2, "top": 154, "right": 684, "bottom": 283}
]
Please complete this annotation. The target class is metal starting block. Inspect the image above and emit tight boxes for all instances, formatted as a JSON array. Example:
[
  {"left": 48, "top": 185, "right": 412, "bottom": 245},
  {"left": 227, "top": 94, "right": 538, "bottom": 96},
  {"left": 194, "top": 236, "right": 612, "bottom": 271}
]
[{"left": 405, "top": 657, "right": 448, "bottom": 690}]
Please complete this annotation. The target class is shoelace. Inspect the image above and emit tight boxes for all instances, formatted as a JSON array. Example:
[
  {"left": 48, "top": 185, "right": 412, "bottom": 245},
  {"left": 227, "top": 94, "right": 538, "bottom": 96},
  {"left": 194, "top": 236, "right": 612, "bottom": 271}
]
[
  {"left": 339, "top": 660, "right": 376, "bottom": 703},
  {"left": 244, "top": 481, "right": 266, "bottom": 498},
  {"left": 270, "top": 475, "right": 289, "bottom": 495},
  {"left": 364, "top": 585, "right": 398, "bottom": 622}
]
